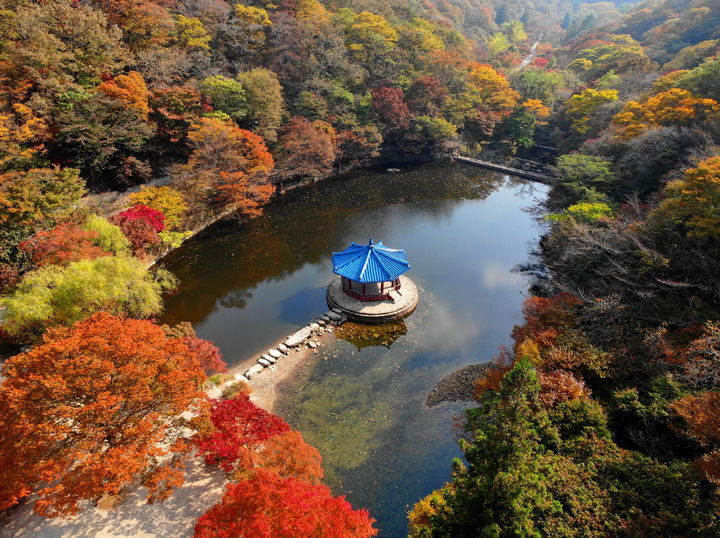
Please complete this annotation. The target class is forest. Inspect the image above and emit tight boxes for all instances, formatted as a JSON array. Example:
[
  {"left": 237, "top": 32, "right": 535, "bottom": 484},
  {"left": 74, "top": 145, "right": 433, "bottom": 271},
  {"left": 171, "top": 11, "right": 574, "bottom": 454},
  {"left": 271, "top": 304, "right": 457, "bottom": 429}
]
[{"left": 1, "top": 0, "right": 720, "bottom": 535}]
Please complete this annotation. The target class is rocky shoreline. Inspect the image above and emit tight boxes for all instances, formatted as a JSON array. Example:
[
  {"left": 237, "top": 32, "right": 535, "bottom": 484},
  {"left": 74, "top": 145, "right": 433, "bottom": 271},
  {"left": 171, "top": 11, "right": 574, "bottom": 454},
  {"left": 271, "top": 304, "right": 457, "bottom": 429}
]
[{"left": 426, "top": 363, "right": 490, "bottom": 407}]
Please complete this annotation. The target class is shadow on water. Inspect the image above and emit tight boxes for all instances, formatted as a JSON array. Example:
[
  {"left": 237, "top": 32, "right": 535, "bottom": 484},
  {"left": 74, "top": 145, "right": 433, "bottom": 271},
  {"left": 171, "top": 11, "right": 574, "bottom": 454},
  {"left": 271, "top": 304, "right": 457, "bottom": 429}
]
[{"left": 157, "top": 161, "right": 546, "bottom": 536}]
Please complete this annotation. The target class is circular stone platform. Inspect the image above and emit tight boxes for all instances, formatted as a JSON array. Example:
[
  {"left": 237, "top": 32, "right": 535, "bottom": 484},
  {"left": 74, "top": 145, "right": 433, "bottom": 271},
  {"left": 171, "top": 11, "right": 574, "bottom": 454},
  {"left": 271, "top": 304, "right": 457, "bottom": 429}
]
[{"left": 326, "top": 275, "right": 418, "bottom": 324}]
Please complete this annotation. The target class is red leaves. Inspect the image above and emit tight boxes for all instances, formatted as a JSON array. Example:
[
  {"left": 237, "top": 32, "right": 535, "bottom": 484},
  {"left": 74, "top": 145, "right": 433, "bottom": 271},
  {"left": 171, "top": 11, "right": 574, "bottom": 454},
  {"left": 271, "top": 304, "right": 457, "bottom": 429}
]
[
  {"left": 110, "top": 204, "right": 165, "bottom": 257},
  {"left": 232, "top": 430, "right": 324, "bottom": 485},
  {"left": 195, "top": 394, "right": 290, "bottom": 471},
  {"left": 538, "top": 369, "right": 590, "bottom": 408},
  {"left": 116, "top": 203, "right": 166, "bottom": 232},
  {"left": 194, "top": 470, "right": 378, "bottom": 538},
  {"left": 0, "top": 312, "right": 208, "bottom": 516},
  {"left": 19, "top": 222, "right": 107, "bottom": 267},
  {"left": 512, "top": 293, "right": 581, "bottom": 350},
  {"left": 182, "top": 336, "right": 227, "bottom": 374},
  {"left": 371, "top": 87, "right": 412, "bottom": 129}
]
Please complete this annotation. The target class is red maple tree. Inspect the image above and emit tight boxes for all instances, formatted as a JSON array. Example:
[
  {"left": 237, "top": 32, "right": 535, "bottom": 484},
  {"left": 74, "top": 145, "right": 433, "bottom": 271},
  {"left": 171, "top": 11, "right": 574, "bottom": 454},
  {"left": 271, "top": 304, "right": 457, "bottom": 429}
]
[
  {"left": 195, "top": 393, "right": 290, "bottom": 471},
  {"left": 19, "top": 222, "right": 108, "bottom": 267},
  {"left": 0, "top": 312, "right": 208, "bottom": 517}
]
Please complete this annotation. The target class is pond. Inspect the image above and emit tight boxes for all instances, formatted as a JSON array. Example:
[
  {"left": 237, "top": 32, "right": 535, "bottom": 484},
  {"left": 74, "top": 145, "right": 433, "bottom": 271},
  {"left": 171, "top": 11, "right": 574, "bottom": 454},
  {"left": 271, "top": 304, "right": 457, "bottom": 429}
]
[{"left": 159, "top": 162, "right": 547, "bottom": 536}]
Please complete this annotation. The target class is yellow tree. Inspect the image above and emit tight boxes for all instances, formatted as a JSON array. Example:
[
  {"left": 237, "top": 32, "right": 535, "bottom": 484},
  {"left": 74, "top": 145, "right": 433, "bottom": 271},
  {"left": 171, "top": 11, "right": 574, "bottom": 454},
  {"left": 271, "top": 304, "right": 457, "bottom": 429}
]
[
  {"left": 652, "top": 155, "right": 720, "bottom": 238},
  {"left": 564, "top": 88, "right": 618, "bottom": 135},
  {"left": 0, "top": 103, "right": 48, "bottom": 171},
  {"left": 129, "top": 185, "right": 188, "bottom": 231},
  {"left": 612, "top": 88, "right": 720, "bottom": 140},
  {"left": 174, "top": 15, "right": 212, "bottom": 51}
]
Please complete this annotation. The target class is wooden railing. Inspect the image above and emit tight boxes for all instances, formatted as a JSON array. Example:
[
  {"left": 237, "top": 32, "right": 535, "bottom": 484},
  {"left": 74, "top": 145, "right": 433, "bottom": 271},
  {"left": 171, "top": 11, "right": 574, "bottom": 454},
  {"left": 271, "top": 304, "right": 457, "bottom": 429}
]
[{"left": 342, "top": 279, "right": 401, "bottom": 302}]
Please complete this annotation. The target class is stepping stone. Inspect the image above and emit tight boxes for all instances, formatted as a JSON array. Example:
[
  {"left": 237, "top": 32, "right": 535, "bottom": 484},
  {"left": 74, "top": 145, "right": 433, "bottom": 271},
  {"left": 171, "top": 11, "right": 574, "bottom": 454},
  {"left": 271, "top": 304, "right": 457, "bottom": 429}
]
[
  {"left": 245, "top": 364, "right": 264, "bottom": 379},
  {"left": 258, "top": 358, "right": 271, "bottom": 367},
  {"left": 278, "top": 344, "right": 289, "bottom": 353},
  {"left": 327, "top": 311, "right": 342, "bottom": 321},
  {"left": 308, "top": 341, "right": 318, "bottom": 349},
  {"left": 262, "top": 354, "right": 277, "bottom": 364},
  {"left": 207, "top": 387, "right": 223, "bottom": 399},
  {"left": 310, "top": 322, "right": 320, "bottom": 330},
  {"left": 284, "top": 326, "right": 313, "bottom": 347},
  {"left": 268, "top": 349, "right": 283, "bottom": 359},
  {"left": 234, "top": 374, "right": 249, "bottom": 383}
]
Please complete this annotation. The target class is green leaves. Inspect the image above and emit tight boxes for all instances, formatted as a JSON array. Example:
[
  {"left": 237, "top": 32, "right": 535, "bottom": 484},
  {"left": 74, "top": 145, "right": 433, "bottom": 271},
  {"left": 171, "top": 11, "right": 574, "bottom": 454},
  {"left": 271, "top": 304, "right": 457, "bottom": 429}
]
[{"left": 1, "top": 255, "right": 176, "bottom": 340}]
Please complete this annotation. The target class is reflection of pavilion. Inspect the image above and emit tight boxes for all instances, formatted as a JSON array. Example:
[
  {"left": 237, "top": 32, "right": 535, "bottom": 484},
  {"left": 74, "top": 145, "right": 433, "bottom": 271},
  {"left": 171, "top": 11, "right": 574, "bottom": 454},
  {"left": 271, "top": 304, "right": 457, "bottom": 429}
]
[
  {"left": 335, "top": 320, "right": 408, "bottom": 350},
  {"left": 327, "top": 238, "right": 418, "bottom": 323}
]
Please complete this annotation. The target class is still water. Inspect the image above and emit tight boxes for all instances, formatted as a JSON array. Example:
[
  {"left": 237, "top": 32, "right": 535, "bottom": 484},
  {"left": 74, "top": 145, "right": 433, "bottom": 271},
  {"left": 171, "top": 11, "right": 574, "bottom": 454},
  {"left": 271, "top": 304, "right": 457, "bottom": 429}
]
[{"left": 160, "top": 162, "right": 546, "bottom": 536}]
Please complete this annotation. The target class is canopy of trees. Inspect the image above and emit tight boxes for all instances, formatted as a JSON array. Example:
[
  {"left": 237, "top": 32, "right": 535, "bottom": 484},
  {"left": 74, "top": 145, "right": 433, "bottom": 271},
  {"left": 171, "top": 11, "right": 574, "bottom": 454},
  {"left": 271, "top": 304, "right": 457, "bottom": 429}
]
[{"left": 0, "top": 313, "right": 209, "bottom": 516}]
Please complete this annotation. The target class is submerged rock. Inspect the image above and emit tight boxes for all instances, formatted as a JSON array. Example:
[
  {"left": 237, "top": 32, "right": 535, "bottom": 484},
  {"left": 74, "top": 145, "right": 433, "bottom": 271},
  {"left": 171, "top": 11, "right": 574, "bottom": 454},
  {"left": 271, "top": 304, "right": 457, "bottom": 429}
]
[{"left": 426, "top": 363, "right": 491, "bottom": 407}]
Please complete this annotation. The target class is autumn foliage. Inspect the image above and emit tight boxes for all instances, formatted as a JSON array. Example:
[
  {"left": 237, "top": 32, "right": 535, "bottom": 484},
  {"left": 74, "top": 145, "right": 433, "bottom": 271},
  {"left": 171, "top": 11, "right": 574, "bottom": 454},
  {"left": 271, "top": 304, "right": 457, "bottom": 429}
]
[
  {"left": 653, "top": 155, "right": 720, "bottom": 238},
  {"left": 0, "top": 312, "right": 208, "bottom": 517},
  {"left": 171, "top": 118, "right": 274, "bottom": 218},
  {"left": 115, "top": 203, "right": 166, "bottom": 232},
  {"left": 674, "top": 391, "right": 720, "bottom": 484},
  {"left": 195, "top": 394, "right": 291, "bottom": 472},
  {"left": 194, "top": 470, "right": 378, "bottom": 538},
  {"left": 19, "top": 222, "right": 108, "bottom": 267},
  {"left": 98, "top": 71, "right": 151, "bottom": 119},
  {"left": 613, "top": 88, "right": 720, "bottom": 140}
]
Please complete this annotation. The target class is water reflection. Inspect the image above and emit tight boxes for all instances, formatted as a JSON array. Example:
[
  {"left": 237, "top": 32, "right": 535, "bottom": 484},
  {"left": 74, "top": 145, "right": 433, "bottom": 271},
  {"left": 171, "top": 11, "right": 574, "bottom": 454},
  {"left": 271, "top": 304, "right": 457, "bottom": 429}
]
[
  {"left": 335, "top": 321, "right": 408, "bottom": 350},
  {"left": 159, "top": 162, "right": 546, "bottom": 536}
]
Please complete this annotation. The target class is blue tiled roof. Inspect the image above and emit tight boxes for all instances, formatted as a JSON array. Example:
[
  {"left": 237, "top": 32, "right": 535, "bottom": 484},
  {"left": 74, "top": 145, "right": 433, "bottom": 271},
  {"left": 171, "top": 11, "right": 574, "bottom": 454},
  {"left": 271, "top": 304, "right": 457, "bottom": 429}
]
[{"left": 332, "top": 239, "right": 410, "bottom": 283}]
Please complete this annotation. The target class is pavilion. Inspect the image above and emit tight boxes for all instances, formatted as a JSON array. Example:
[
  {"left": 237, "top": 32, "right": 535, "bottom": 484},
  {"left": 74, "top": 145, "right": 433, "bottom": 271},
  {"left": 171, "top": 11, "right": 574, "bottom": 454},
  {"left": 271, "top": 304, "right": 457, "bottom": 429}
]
[{"left": 331, "top": 238, "right": 410, "bottom": 302}]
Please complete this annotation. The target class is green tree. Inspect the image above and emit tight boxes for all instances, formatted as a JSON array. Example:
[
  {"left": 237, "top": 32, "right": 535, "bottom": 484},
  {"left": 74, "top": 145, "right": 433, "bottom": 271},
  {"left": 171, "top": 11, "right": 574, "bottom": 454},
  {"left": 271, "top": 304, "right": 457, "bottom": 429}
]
[
  {"left": 2, "top": 255, "right": 176, "bottom": 340},
  {"left": 426, "top": 360, "right": 611, "bottom": 536},
  {"left": 200, "top": 76, "right": 248, "bottom": 123},
  {"left": 236, "top": 69, "right": 284, "bottom": 142},
  {"left": 56, "top": 94, "right": 152, "bottom": 188},
  {"left": 83, "top": 214, "right": 130, "bottom": 254},
  {"left": 550, "top": 154, "right": 617, "bottom": 208}
]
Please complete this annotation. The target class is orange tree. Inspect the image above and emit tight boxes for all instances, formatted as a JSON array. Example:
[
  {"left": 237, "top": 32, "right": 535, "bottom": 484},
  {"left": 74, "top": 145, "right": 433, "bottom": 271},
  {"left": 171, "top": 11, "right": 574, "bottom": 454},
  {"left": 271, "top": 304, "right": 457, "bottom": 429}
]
[
  {"left": 194, "top": 469, "right": 378, "bottom": 538},
  {"left": 674, "top": 391, "right": 720, "bottom": 484},
  {"left": 170, "top": 117, "right": 274, "bottom": 220},
  {"left": 0, "top": 312, "right": 209, "bottom": 517}
]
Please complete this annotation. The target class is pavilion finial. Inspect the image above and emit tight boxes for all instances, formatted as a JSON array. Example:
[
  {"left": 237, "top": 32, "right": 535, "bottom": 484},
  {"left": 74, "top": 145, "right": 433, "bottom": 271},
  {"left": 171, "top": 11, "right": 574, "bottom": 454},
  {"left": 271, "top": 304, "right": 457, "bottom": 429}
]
[{"left": 368, "top": 237, "right": 374, "bottom": 246}]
